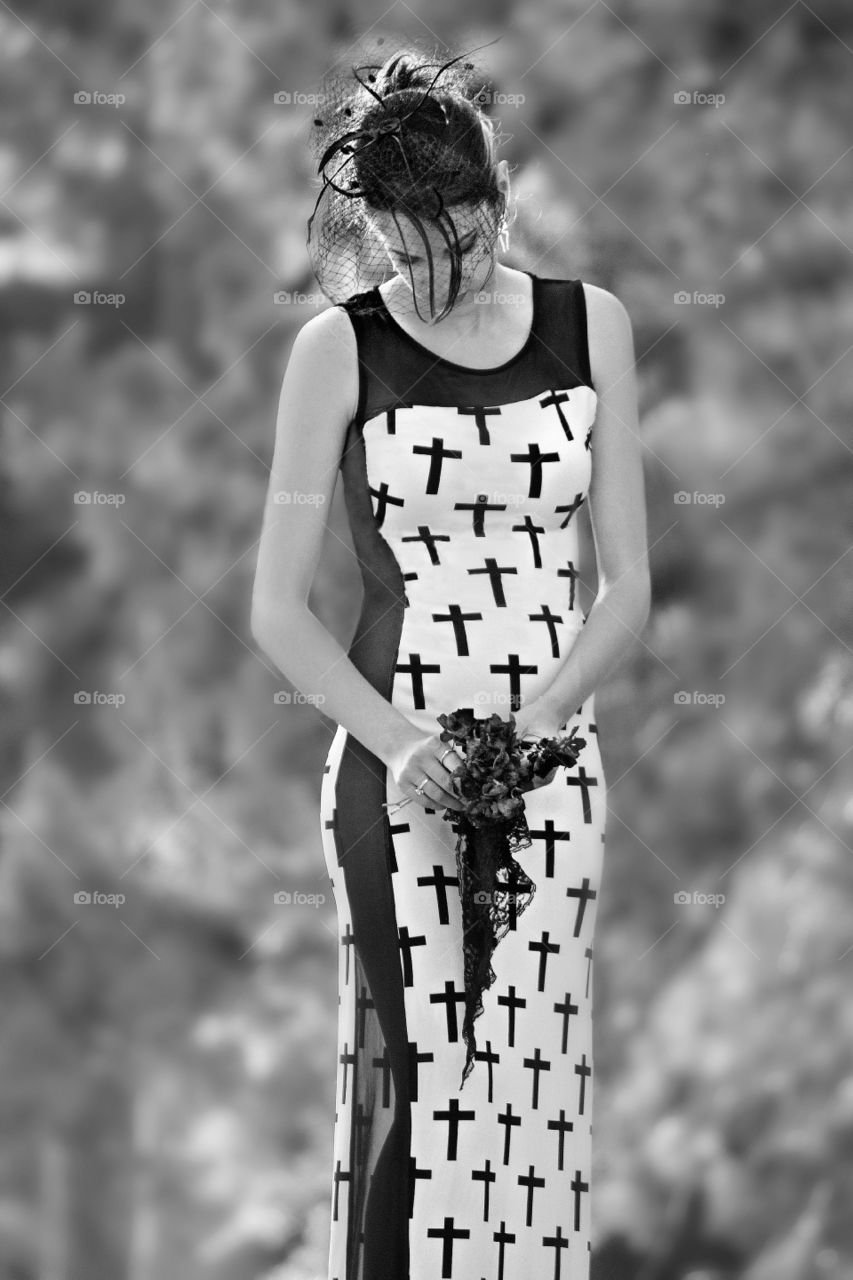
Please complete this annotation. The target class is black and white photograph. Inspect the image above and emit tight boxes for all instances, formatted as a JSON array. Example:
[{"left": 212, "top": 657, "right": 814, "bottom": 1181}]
[{"left": 1, "top": 4, "right": 851, "bottom": 1280}]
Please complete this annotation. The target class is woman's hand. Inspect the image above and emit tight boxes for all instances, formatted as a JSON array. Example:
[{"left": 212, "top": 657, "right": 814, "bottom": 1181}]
[
  {"left": 385, "top": 730, "right": 467, "bottom": 813},
  {"left": 512, "top": 697, "right": 569, "bottom": 789},
  {"left": 512, "top": 697, "right": 567, "bottom": 743}
]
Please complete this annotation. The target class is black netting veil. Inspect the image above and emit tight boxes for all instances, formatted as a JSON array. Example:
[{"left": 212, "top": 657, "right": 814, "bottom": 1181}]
[{"left": 305, "top": 34, "right": 510, "bottom": 322}]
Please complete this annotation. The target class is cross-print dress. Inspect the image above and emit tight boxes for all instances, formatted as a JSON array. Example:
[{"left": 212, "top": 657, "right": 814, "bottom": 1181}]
[{"left": 319, "top": 271, "right": 606, "bottom": 1280}]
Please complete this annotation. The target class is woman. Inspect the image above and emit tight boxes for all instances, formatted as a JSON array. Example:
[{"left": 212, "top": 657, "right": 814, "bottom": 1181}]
[{"left": 251, "top": 38, "right": 650, "bottom": 1280}]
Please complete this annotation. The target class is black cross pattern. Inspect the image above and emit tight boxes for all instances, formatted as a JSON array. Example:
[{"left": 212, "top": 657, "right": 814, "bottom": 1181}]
[
  {"left": 565, "top": 766, "right": 600, "bottom": 824},
  {"left": 557, "top": 560, "right": 580, "bottom": 609},
  {"left": 455, "top": 493, "right": 507, "bottom": 536},
  {"left": 403, "top": 525, "right": 450, "bottom": 564},
  {"left": 412, "top": 436, "right": 463, "bottom": 493},
  {"left": 396, "top": 652, "right": 441, "bottom": 708},
  {"left": 430, "top": 979, "right": 467, "bottom": 1042},
  {"left": 398, "top": 924, "right": 427, "bottom": 986},
  {"left": 369, "top": 480, "right": 404, "bottom": 527},
  {"left": 547, "top": 1109, "right": 575, "bottom": 1170},
  {"left": 529, "top": 604, "right": 564, "bottom": 657},
  {"left": 432, "top": 604, "right": 483, "bottom": 656},
  {"left": 540, "top": 389, "right": 574, "bottom": 441},
  {"left": 555, "top": 493, "right": 586, "bottom": 528},
  {"left": 513, "top": 514, "right": 546, "bottom": 567},
  {"left": 510, "top": 443, "right": 561, "bottom": 498},
  {"left": 320, "top": 344, "right": 603, "bottom": 1276},
  {"left": 427, "top": 1213, "right": 471, "bottom": 1275},
  {"left": 490, "top": 653, "right": 540, "bottom": 710},
  {"left": 468, "top": 557, "right": 518, "bottom": 606},
  {"left": 458, "top": 404, "right": 502, "bottom": 444}
]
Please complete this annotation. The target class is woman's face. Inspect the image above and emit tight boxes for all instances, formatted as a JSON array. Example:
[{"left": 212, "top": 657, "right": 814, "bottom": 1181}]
[{"left": 373, "top": 203, "right": 499, "bottom": 322}]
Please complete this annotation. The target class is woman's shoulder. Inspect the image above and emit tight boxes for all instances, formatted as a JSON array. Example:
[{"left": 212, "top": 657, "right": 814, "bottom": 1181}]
[
  {"left": 578, "top": 282, "right": 634, "bottom": 388},
  {"left": 289, "top": 302, "right": 360, "bottom": 423},
  {"left": 580, "top": 280, "right": 629, "bottom": 327},
  {"left": 294, "top": 296, "right": 362, "bottom": 352},
  {"left": 536, "top": 273, "right": 626, "bottom": 328}
]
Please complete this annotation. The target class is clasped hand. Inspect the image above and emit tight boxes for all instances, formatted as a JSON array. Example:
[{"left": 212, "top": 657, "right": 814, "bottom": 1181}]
[{"left": 384, "top": 698, "right": 567, "bottom": 815}]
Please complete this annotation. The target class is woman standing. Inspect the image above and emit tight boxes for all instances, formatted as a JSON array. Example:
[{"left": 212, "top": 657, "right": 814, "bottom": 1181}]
[{"left": 252, "top": 37, "right": 649, "bottom": 1280}]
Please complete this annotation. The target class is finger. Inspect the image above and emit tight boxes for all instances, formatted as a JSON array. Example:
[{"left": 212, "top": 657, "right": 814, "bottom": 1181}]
[
  {"left": 405, "top": 769, "right": 450, "bottom": 807},
  {"left": 419, "top": 763, "right": 465, "bottom": 811},
  {"left": 411, "top": 778, "right": 462, "bottom": 812},
  {"left": 410, "top": 780, "right": 441, "bottom": 809},
  {"left": 438, "top": 746, "right": 465, "bottom": 772},
  {"left": 424, "top": 756, "right": 459, "bottom": 790},
  {"left": 438, "top": 749, "right": 465, "bottom": 782},
  {"left": 431, "top": 753, "right": 466, "bottom": 812}
]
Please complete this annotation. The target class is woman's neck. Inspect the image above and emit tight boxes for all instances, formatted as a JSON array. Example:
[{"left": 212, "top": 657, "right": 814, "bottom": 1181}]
[{"left": 385, "top": 262, "right": 521, "bottom": 331}]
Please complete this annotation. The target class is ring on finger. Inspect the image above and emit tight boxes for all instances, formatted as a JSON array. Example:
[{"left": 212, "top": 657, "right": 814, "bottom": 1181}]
[
  {"left": 439, "top": 746, "right": 457, "bottom": 766},
  {"left": 414, "top": 775, "right": 430, "bottom": 796}
]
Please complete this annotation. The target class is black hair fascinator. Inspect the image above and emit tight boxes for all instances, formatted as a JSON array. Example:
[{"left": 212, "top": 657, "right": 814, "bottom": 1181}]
[{"left": 305, "top": 34, "right": 509, "bottom": 322}]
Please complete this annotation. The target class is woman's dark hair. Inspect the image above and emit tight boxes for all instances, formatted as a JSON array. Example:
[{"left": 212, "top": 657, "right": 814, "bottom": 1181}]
[
  {"left": 353, "top": 50, "right": 502, "bottom": 216},
  {"left": 305, "top": 35, "right": 509, "bottom": 319}
]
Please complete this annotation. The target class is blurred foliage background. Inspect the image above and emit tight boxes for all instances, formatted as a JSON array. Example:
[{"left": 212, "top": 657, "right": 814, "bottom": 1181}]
[{"left": 1, "top": 1, "right": 852, "bottom": 1278}]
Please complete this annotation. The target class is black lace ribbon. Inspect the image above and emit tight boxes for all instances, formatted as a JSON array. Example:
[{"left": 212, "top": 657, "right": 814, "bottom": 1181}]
[
  {"left": 450, "top": 810, "right": 536, "bottom": 1091},
  {"left": 435, "top": 706, "right": 586, "bottom": 1091}
]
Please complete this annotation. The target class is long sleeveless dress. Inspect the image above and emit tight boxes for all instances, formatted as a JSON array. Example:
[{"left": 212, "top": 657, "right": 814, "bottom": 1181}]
[{"left": 319, "top": 271, "right": 606, "bottom": 1280}]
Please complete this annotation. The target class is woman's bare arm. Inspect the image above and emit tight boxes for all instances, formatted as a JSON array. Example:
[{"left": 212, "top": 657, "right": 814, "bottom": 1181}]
[
  {"left": 250, "top": 305, "right": 424, "bottom": 769},
  {"left": 535, "top": 283, "right": 652, "bottom": 723}
]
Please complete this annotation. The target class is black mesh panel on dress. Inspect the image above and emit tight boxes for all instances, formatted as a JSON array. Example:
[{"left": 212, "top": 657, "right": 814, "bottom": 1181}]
[
  {"left": 339, "top": 275, "right": 594, "bottom": 427},
  {"left": 331, "top": 390, "right": 411, "bottom": 1279}
]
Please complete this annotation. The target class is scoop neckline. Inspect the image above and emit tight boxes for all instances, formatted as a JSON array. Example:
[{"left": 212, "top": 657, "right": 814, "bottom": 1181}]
[{"left": 373, "top": 270, "right": 538, "bottom": 374}]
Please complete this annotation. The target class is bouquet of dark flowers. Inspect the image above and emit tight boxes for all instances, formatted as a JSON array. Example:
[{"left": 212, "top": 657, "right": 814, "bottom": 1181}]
[{"left": 435, "top": 707, "right": 586, "bottom": 1091}]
